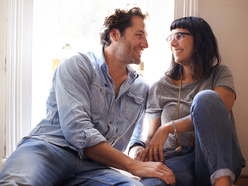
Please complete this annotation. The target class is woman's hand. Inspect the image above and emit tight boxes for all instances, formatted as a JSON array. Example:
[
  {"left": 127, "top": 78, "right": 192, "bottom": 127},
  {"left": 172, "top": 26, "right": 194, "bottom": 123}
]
[{"left": 142, "top": 125, "right": 171, "bottom": 163}]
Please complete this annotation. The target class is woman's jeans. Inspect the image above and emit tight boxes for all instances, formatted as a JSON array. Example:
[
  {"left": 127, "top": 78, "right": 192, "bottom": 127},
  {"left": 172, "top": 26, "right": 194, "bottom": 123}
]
[
  {"left": 140, "top": 90, "right": 243, "bottom": 186},
  {"left": 0, "top": 139, "right": 143, "bottom": 186}
]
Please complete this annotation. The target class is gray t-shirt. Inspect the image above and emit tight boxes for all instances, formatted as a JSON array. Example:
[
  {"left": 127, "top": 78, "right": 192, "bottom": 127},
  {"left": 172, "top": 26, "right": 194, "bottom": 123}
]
[{"left": 146, "top": 64, "right": 242, "bottom": 160}]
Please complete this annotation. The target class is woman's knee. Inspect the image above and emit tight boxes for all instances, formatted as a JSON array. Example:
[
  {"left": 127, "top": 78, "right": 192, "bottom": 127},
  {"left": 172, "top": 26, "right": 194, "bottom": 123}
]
[
  {"left": 194, "top": 90, "right": 220, "bottom": 104},
  {"left": 191, "top": 90, "right": 226, "bottom": 112}
]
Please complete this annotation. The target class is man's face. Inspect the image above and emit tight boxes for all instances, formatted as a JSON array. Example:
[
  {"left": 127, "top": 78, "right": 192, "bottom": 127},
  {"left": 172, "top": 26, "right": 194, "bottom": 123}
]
[{"left": 117, "top": 16, "right": 148, "bottom": 65}]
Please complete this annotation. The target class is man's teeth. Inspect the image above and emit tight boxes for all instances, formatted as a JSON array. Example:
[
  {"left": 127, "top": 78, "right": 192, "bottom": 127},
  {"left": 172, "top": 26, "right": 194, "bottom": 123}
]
[
  {"left": 135, "top": 50, "right": 142, "bottom": 54},
  {"left": 174, "top": 49, "right": 183, "bottom": 54}
]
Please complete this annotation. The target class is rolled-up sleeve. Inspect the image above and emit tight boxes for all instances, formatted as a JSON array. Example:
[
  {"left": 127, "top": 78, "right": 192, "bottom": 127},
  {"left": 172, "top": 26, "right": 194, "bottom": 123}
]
[{"left": 54, "top": 54, "right": 107, "bottom": 153}]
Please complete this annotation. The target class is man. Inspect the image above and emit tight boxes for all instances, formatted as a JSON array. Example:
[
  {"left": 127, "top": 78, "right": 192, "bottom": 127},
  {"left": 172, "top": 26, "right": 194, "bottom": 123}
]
[{"left": 0, "top": 6, "right": 175, "bottom": 186}]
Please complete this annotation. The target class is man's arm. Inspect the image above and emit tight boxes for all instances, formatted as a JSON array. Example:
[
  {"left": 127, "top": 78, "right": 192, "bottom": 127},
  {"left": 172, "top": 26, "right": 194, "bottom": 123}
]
[{"left": 84, "top": 142, "right": 176, "bottom": 185}]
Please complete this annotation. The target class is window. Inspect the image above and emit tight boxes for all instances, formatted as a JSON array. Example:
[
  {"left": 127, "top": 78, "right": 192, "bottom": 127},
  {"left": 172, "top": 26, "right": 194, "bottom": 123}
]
[
  {"left": 31, "top": 0, "right": 175, "bottom": 128},
  {"left": 3, "top": 0, "right": 199, "bottom": 160}
]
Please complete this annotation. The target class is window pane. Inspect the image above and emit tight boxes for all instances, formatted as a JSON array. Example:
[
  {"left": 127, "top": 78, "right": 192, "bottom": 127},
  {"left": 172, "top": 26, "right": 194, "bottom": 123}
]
[{"left": 32, "top": 0, "right": 174, "bottom": 128}]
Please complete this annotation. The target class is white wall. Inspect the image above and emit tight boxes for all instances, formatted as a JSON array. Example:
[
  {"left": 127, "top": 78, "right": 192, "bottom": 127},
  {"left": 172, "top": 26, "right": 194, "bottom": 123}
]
[
  {"left": 198, "top": 0, "right": 248, "bottom": 174},
  {"left": 0, "top": 0, "right": 7, "bottom": 171}
]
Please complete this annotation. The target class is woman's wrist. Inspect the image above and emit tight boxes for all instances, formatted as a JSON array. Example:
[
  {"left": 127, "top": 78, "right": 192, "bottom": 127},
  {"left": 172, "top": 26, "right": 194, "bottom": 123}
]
[{"left": 161, "top": 122, "right": 174, "bottom": 134}]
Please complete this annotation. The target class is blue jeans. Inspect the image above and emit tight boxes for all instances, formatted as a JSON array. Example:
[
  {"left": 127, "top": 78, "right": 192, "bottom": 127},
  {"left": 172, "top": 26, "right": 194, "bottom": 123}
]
[
  {"left": 140, "top": 90, "right": 243, "bottom": 186},
  {"left": 0, "top": 139, "right": 143, "bottom": 186}
]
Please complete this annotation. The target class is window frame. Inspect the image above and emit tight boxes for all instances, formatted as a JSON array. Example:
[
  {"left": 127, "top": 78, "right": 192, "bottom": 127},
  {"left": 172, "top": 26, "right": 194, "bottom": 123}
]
[{"left": 4, "top": 0, "right": 33, "bottom": 158}]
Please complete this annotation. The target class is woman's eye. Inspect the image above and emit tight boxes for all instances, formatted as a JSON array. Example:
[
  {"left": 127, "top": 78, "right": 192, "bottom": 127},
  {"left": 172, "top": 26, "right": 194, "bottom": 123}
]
[{"left": 176, "top": 34, "right": 183, "bottom": 40}]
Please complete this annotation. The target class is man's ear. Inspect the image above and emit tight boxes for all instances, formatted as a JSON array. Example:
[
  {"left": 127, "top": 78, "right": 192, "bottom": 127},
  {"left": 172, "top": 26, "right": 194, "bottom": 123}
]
[{"left": 110, "top": 29, "right": 120, "bottom": 42}]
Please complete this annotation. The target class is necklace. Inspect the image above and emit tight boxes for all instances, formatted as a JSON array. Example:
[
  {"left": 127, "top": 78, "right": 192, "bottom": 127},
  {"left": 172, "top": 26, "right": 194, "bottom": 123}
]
[{"left": 175, "top": 74, "right": 203, "bottom": 153}]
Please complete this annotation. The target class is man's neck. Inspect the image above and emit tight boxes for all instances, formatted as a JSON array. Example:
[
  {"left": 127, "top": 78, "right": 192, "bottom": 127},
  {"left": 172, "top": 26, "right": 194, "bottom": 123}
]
[{"left": 104, "top": 47, "right": 129, "bottom": 98}]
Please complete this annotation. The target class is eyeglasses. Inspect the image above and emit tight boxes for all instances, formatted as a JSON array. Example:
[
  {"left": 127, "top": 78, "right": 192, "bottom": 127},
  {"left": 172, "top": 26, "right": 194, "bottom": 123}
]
[{"left": 166, "top": 32, "right": 193, "bottom": 44}]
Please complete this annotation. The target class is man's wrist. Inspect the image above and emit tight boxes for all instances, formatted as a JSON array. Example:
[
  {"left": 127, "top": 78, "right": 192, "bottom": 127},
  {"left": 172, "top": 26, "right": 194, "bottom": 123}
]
[{"left": 129, "top": 146, "right": 145, "bottom": 159}]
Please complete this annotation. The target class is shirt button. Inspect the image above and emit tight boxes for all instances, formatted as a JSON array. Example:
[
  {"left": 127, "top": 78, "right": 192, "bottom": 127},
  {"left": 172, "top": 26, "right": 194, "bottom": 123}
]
[
  {"left": 109, "top": 121, "right": 112, "bottom": 124},
  {"left": 106, "top": 137, "right": 109, "bottom": 141}
]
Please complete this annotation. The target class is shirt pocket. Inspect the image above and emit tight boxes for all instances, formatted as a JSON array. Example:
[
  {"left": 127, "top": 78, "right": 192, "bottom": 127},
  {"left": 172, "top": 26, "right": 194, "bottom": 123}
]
[
  {"left": 124, "top": 92, "right": 144, "bottom": 125},
  {"left": 90, "top": 80, "right": 106, "bottom": 115}
]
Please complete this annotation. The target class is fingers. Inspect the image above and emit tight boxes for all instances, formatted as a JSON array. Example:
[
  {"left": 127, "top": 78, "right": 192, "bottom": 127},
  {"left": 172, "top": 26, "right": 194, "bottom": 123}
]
[
  {"left": 133, "top": 161, "right": 175, "bottom": 186},
  {"left": 159, "top": 146, "right": 164, "bottom": 162},
  {"left": 142, "top": 145, "right": 163, "bottom": 162},
  {"left": 158, "top": 164, "right": 176, "bottom": 185},
  {"left": 134, "top": 151, "right": 141, "bottom": 161},
  {"left": 153, "top": 149, "right": 160, "bottom": 162},
  {"left": 148, "top": 146, "right": 154, "bottom": 161},
  {"left": 141, "top": 147, "right": 149, "bottom": 162}
]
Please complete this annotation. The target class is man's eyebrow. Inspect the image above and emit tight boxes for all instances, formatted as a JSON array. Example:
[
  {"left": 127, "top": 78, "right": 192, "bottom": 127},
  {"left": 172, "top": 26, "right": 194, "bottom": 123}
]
[{"left": 137, "top": 30, "right": 145, "bottom": 33}]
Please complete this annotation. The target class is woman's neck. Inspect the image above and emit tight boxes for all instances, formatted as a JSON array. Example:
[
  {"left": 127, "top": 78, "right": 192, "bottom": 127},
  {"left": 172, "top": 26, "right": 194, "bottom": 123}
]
[{"left": 170, "top": 67, "right": 197, "bottom": 86}]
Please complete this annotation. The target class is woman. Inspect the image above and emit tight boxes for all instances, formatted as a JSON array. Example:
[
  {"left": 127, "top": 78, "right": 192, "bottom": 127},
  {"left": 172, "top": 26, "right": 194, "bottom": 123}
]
[{"left": 139, "top": 17, "right": 245, "bottom": 186}]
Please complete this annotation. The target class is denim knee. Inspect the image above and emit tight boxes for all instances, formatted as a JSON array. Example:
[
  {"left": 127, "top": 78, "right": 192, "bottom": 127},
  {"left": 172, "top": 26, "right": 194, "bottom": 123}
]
[{"left": 191, "top": 90, "right": 227, "bottom": 115}]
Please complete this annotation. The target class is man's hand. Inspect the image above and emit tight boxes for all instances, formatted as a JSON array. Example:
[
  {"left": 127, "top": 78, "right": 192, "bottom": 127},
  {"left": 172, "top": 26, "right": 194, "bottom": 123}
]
[
  {"left": 129, "top": 146, "right": 145, "bottom": 161},
  {"left": 84, "top": 142, "right": 175, "bottom": 185},
  {"left": 130, "top": 160, "right": 176, "bottom": 186}
]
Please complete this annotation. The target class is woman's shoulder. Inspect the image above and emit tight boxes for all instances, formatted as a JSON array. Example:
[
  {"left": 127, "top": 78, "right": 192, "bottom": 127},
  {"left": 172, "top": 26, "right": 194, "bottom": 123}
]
[{"left": 214, "top": 64, "right": 231, "bottom": 73}]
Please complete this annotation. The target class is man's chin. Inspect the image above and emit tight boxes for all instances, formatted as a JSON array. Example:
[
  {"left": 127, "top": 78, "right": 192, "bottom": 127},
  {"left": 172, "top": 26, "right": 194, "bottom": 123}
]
[{"left": 133, "top": 59, "right": 141, "bottom": 65}]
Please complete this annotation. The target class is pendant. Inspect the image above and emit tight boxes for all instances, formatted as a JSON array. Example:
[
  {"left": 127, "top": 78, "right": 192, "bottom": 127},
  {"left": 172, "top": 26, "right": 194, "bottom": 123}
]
[{"left": 175, "top": 146, "right": 182, "bottom": 153}]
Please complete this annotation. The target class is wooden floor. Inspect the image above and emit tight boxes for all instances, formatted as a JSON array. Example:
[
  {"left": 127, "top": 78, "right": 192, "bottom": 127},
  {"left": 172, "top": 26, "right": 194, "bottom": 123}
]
[{"left": 235, "top": 175, "right": 248, "bottom": 186}]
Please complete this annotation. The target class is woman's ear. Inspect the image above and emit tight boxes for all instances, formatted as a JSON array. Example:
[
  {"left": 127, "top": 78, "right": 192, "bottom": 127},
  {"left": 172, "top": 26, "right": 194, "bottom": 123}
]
[{"left": 109, "top": 29, "right": 120, "bottom": 42}]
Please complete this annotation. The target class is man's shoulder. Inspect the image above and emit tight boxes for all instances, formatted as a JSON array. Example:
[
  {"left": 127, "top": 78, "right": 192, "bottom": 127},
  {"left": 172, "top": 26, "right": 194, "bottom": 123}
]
[
  {"left": 130, "top": 75, "right": 150, "bottom": 97},
  {"left": 135, "top": 75, "right": 149, "bottom": 88},
  {"left": 59, "top": 49, "right": 103, "bottom": 72}
]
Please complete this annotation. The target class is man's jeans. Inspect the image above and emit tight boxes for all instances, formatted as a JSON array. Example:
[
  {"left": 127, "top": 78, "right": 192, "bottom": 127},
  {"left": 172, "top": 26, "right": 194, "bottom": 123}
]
[
  {"left": 0, "top": 139, "right": 143, "bottom": 186},
  {"left": 140, "top": 90, "right": 243, "bottom": 186}
]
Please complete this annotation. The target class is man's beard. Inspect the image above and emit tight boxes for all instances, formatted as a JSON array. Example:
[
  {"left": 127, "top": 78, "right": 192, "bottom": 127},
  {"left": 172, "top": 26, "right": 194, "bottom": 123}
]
[{"left": 118, "top": 37, "right": 141, "bottom": 65}]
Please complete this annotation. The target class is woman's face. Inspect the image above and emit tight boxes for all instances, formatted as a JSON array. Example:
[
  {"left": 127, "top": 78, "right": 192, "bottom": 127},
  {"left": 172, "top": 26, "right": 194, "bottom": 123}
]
[{"left": 169, "top": 28, "right": 194, "bottom": 67}]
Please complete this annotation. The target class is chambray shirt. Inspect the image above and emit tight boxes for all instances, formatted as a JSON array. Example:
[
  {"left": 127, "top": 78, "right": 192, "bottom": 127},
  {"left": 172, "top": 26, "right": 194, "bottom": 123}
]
[{"left": 24, "top": 49, "right": 149, "bottom": 158}]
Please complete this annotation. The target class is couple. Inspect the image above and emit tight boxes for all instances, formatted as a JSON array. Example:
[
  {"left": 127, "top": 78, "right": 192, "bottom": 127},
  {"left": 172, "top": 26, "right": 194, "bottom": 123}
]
[{"left": 0, "top": 5, "right": 245, "bottom": 186}]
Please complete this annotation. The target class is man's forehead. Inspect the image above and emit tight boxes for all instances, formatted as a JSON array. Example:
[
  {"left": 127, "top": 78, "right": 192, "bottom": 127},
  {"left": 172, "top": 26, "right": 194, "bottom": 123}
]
[{"left": 129, "top": 16, "right": 146, "bottom": 30}]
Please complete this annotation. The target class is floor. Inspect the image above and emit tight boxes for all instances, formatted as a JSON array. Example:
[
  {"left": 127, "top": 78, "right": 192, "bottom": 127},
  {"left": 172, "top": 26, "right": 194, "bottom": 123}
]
[{"left": 234, "top": 175, "right": 248, "bottom": 186}]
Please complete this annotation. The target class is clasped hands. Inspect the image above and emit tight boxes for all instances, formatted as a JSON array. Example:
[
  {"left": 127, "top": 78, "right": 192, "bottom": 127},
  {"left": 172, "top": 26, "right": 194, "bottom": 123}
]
[
  {"left": 134, "top": 125, "right": 169, "bottom": 163},
  {"left": 129, "top": 127, "right": 175, "bottom": 185}
]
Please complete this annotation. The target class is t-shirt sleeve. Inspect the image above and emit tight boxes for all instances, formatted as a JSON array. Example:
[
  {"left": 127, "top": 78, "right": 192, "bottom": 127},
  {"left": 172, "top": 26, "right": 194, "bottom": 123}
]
[
  {"left": 213, "top": 65, "right": 236, "bottom": 98},
  {"left": 146, "top": 79, "right": 164, "bottom": 120}
]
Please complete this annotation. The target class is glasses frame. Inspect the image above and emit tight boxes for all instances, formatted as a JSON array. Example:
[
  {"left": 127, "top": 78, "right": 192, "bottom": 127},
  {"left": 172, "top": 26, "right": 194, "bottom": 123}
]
[{"left": 166, "top": 32, "right": 193, "bottom": 44}]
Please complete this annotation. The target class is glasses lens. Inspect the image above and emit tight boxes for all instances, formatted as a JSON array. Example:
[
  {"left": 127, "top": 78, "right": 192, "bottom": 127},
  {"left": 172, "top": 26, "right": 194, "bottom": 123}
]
[
  {"left": 175, "top": 33, "right": 183, "bottom": 41},
  {"left": 166, "top": 35, "right": 171, "bottom": 42}
]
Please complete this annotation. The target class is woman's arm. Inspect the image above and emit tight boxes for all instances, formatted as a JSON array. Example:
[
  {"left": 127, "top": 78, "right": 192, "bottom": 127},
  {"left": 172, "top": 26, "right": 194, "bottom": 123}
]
[
  {"left": 214, "top": 86, "right": 235, "bottom": 114},
  {"left": 129, "top": 117, "right": 162, "bottom": 161},
  {"left": 145, "top": 118, "right": 161, "bottom": 146},
  {"left": 142, "top": 116, "right": 194, "bottom": 162}
]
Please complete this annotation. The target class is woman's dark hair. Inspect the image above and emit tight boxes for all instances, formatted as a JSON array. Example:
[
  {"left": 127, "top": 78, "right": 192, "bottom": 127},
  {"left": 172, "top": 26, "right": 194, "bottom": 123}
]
[
  {"left": 100, "top": 6, "right": 148, "bottom": 48},
  {"left": 168, "top": 16, "right": 221, "bottom": 80}
]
